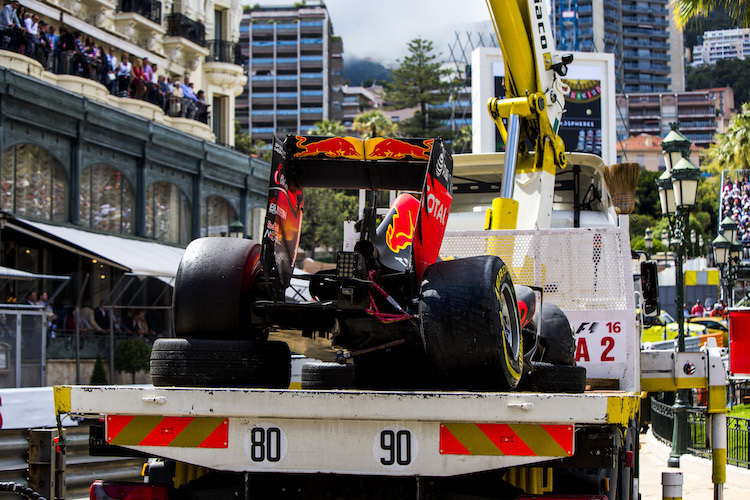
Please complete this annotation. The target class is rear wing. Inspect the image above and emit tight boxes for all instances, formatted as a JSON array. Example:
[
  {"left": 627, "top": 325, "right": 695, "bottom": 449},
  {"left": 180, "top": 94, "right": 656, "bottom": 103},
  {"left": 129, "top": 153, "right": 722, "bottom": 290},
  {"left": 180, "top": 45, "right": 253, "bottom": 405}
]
[{"left": 261, "top": 135, "right": 453, "bottom": 292}]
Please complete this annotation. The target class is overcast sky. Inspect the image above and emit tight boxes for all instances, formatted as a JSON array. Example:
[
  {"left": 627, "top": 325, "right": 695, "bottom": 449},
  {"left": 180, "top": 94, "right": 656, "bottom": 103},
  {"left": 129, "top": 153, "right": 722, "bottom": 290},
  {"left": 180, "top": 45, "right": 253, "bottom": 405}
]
[{"left": 322, "top": 0, "right": 494, "bottom": 65}]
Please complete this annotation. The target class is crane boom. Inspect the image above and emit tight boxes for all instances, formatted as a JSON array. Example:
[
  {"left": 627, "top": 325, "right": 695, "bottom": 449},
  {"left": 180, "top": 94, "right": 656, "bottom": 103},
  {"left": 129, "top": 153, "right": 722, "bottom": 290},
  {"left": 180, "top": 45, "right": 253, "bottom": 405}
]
[{"left": 484, "top": 0, "right": 571, "bottom": 228}]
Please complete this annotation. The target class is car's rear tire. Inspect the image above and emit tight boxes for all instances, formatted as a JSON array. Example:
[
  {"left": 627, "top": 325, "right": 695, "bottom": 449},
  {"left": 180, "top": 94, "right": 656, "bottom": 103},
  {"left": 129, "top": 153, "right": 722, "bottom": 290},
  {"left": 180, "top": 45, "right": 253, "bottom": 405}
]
[
  {"left": 419, "top": 255, "right": 523, "bottom": 391},
  {"left": 301, "top": 361, "right": 355, "bottom": 389},
  {"left": 150, "top": 338, "right": 290, "bottom": 388},
  {"left": 518, "top": 361, "right": 586, "bottom": 393},
  {"left": 173, "top": 237, "right": 264, "bottom": 340}
]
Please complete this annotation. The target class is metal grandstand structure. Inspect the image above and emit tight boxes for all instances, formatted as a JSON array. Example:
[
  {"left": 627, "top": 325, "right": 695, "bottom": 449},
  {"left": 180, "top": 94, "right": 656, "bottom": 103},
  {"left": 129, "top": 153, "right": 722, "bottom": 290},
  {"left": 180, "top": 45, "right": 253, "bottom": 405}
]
[{"left": 445, "top": 31, "right": 498, "bottom": 154}]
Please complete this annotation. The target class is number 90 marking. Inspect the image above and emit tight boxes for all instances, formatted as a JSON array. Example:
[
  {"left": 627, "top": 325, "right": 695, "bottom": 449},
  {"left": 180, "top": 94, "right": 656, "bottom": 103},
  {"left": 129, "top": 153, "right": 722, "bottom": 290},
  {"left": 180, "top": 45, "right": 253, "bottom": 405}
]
[{"left": 373, "top": 426, "right": 418, "bottom": 470}]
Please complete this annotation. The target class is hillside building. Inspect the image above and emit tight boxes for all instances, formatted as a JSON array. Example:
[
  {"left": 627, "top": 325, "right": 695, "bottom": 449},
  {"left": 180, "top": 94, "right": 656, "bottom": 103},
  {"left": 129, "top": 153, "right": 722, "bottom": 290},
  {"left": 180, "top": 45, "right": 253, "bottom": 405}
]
[
  {"left": 237, "top": 0, "right": 344, "bottom": 142},
  {"left": 692, "top": 28, "right": 750, "bottom": 66}
]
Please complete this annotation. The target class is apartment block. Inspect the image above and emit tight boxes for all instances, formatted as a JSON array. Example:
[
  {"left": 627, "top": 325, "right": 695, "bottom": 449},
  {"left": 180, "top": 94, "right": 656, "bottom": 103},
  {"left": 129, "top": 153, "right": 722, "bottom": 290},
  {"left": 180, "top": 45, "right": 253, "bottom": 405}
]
[
  {"left": 693, "top": 28, "right": 750, "bottom": 66},
  {"left": 616, "top": 87, "right": 734, "bottom": 149},
  {"left": 553, "top": 0, "right": 684, "bottom": 93},
  {"left": 237, "top": 1, "right": 343, "bottom": 142}
]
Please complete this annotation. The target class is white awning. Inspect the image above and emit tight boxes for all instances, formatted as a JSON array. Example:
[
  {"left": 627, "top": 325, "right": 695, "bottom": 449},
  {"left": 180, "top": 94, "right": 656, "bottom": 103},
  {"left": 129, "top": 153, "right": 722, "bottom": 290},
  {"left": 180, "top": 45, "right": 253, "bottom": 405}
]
[
  {"left": 10, "top": 219, "right": 185, "bottom": 279},
  {"left": 0, "top": 265, "right": 70, "bottom": 281}
]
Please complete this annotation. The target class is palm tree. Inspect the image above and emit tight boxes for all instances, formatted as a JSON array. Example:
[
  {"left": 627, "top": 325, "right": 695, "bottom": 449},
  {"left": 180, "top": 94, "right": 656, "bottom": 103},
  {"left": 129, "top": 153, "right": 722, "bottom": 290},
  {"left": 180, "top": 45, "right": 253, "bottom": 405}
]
[
  {"left": 673, "top": 0, "right": 750, "bottom": 26},
  {"left": 707, "top": 102, "right": 750, "bottom": 169},
  {"left": 307, "top": 119, "right": 346, "bottom": 136},
  {"left": 352, "top": 110, "right": 397, "bottom": 139}
]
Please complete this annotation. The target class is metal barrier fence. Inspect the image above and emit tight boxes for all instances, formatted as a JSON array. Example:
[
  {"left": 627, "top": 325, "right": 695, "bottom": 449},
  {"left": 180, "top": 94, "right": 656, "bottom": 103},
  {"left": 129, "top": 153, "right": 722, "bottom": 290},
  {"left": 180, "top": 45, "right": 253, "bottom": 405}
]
[
  {"left": 0, "top": 304, "right": 156, "bottom": 388},
  {"left": 0, "top": 423, "right": 144, "bottom": 499},
  {"left": 650, "top": 394, "right": 750, "bottom": 469}
]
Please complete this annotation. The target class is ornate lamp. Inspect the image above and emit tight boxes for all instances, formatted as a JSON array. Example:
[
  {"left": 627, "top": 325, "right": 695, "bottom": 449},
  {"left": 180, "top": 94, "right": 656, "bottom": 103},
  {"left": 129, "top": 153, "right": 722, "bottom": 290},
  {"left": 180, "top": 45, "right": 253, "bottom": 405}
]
[{"left": 228, "top": 219, "right": 245, "bottom": 238}]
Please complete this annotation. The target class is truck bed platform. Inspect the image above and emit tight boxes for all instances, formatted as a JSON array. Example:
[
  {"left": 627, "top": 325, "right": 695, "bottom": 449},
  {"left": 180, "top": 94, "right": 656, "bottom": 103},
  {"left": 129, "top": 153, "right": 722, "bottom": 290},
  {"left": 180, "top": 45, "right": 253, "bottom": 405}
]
[{"left": 56, "top": 386, "right": 639, "bottom": 477}]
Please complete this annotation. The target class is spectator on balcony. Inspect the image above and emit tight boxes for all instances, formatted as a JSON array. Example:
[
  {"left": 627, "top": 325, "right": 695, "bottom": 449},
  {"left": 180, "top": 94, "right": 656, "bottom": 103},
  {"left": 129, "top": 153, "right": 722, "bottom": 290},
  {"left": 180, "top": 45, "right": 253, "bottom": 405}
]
[
  {"left": 22, "top": 12, "right": 39, "bottom": 58},
  {"left": 46, "top": 24, "right": 58, "bottom": 71},
  {"left": 170, "top": 79, "right": 182, "bottom": 116},
  {"left": 69, "top": 31, "right": 89, "bottom": 76},
  {"left": 0, "top": 0, "right": 22, "bottom": 51},
  {"left": 131, "top": 57, "right": 147, "bottom": 99},
  {"left": 157, "top": 74, "right": 167, "bottom": 109},
  {"left": 103, "top": 46, "right": 117, "bottom": 94},
  {"left": 180, "top": 78, "right": 198, "bottom": 119},
  {"left": 195, "top": 90, "right": 209, "bottom": 124},
  {"left": 35, "top": 21, "right": 51, "bottom": 66},
  {"left": 116, "top": 52, "right": 132, "bottom": 97},
  {"left": 84, "top": 36, "right": 101, "bottom": 80},
  {"left": 58, "top": 26, "right": 74, "bottom": 73}
]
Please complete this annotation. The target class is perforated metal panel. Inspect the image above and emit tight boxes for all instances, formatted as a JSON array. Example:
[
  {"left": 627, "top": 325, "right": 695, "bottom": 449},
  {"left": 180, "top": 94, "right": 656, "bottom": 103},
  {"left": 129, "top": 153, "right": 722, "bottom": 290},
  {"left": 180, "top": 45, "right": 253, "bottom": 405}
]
[{"left": 441, "top": 227, "right": 635, "bottom": 312}]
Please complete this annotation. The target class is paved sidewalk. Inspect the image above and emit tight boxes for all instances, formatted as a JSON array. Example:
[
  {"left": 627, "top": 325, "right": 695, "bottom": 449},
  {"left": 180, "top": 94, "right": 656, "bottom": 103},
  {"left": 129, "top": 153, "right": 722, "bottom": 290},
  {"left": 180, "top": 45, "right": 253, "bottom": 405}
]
[{"left": 639, "top": 431, "right": 750, "bottom": 499}]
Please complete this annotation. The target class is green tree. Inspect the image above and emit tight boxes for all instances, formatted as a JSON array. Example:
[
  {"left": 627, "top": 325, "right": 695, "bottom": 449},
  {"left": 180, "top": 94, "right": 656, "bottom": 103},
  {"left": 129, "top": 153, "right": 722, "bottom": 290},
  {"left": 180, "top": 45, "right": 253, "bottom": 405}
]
[
  {"left": 635, "top": 170, "right": 661, "bottom": 219},
  {"left": 299, "top": 189, "right": 358, "bottom": 259},
  {"left": 114, "top": 339, "right": 151, "bottom": 384},
  {"left": 674, "top": 0, "right": 750, "bottom": 27},
  {"left": 453, "top": 124, "right": 472, "bottom": 154},
  {"left": 384, "top": 38, "right": 450, "bottom": 137},
  {"left": 307, "top": 119, "right": 346, "bottom": 136},
  {"left": 352, "top": 110, "right": 397, "bottom": 139},
  {"left": 234, "top": 121, "right": 272, "bottom": 162},
  {"left": 709, "top": 102, "right": 750, "bottom": 168},
  {"left": 90, "top": 355, "right": 108, "bottom": 385}
]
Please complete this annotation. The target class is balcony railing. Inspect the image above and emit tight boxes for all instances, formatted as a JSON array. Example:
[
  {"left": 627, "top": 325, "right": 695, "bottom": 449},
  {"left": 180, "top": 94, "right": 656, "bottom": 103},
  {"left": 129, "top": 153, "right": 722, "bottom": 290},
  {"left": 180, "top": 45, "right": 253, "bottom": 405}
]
[
  {"left": 166, "top": 13, "right": 206, "bottom": 46},
  {"left": 205, "top": 40, "right": 244, "bottom": 65},
  {"left": 120, "top": 0, "right": 162, "bottom": 25}
]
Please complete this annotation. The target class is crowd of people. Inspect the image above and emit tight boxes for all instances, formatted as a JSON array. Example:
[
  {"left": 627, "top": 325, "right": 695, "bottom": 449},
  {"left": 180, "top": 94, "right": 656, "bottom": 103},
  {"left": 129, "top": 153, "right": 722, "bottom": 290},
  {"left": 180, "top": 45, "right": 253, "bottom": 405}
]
[
  {"left": 721, "top": 177, "right": 750, "bottom": 245},
  {"left": 24, "top": 290, "right": 164, "bottom": 339},
  {"left": 688, "top": 298, "right": 727, "bottom": 318},
  {"left": 0, "top": 0, "right": 209, "bottom": 124}
]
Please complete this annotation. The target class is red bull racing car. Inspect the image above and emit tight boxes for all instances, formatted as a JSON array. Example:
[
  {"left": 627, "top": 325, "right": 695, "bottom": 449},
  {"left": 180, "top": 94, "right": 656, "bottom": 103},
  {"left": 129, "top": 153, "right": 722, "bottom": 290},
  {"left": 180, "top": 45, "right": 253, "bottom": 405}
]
[{"left": 150, "top": 135, "right": 533, "bottom": 392}]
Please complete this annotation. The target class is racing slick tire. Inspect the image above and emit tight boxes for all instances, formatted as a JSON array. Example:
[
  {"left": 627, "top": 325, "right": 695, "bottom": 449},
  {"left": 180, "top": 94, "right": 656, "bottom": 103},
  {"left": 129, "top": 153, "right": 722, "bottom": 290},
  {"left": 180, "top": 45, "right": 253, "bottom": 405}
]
[
  {"left": 419, "top": 255, "right": 523, "bottom": 391},
  {"left": 518, "top": 361, "right": 587, "bottom": 393},
  {"left": 301, "top": 361, "right": 355, "bottom": 389},
  {"left": 538, "top": 302, "right": 576, "bottom": 365},
  {"left": 150, "top": 338, "right": 291, "bottom": 388},
  {"left": 173, "top": 237, "right": 263, "bottom": 340}
]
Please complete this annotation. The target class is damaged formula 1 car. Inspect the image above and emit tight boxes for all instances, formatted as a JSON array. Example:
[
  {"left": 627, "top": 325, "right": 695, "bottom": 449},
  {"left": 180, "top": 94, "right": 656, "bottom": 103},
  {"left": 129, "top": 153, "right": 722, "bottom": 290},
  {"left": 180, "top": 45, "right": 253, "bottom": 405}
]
[{"left": 150, "top": 135, "right": 582, "bottom": 392}]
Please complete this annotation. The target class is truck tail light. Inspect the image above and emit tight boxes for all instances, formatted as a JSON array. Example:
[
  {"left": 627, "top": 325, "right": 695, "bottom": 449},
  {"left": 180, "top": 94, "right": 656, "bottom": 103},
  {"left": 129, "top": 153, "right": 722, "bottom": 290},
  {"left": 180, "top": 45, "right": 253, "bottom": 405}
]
[
  {"left": 90, "top": 481, "right": 168, "bottom": 500},
  {"left": 625, "top": 450, "right": 634, "bottom": 468}
]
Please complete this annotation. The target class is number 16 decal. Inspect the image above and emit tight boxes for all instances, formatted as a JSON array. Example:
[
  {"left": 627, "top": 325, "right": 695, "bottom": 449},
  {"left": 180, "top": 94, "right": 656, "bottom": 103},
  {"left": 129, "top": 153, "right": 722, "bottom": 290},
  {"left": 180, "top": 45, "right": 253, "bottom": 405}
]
[{"left": 373, "top": 426, "right": 418, "bottom": 470}]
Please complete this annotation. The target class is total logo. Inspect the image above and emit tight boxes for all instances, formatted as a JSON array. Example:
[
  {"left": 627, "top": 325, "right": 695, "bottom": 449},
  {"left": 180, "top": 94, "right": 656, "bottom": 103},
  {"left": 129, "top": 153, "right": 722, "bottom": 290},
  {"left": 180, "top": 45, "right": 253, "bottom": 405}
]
[{"left": 425, "top": 184, "right": 448, "bottom": 226}]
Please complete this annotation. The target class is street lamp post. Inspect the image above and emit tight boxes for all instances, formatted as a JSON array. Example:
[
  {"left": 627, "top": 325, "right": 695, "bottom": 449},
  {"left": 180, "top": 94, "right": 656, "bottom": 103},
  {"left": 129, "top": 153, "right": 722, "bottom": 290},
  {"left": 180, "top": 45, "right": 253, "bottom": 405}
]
[
  {"left": 713, "top": 233, "right": 731, "bottom": 304},
  {"left": 644, "top": 228, "right": 653, "bottom": 259},
  {"left": 690, "top": 230, "right": 696, "bottom": 258},
  {"left": 658, "top": 123, "right": 701, "bottom": 468}
]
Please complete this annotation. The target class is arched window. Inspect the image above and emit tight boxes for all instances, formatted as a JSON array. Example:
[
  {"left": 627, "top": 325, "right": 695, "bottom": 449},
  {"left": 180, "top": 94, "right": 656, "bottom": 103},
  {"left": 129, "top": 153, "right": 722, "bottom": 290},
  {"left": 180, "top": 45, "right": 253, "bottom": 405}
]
[
  {"left": 1, "top": 144, "right": 68, "bottom": 221},
  {"left": 145, "top": 181, "right": 192, "bottom": 245},
  {"left": 201, "top": 195, "right": 237, "bottom": 237},
  {"left": 80, "top": 164, "right": 135, "bottom": 234}
]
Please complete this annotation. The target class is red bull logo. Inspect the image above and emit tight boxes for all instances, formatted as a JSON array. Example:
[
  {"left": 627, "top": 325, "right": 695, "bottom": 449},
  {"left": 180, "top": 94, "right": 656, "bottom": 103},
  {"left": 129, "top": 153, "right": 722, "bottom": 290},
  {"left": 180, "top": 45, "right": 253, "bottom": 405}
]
[
  {"left": 293, "top": 136, "right": 364, "bottom": 159},
  {"left": 386, "top": 206, "right": 416, "bottom": 253},
  {"left": 366, "top": 138, "right": 434, "bottom": 160}
]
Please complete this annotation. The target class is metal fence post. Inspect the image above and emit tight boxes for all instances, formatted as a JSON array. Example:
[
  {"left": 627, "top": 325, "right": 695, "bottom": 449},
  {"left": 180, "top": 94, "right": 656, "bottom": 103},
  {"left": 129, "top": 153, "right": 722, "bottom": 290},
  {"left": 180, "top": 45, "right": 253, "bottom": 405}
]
[
  {"left": 28, "top": 428, "right": 58, "bottom": 500},
  {"left": 662, "top": 471, "right": 682, "bottom": 500}
]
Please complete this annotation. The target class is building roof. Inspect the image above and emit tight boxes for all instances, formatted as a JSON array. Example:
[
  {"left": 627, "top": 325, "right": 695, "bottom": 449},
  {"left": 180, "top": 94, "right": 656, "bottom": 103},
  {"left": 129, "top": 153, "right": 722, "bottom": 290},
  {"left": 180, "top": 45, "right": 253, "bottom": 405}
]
[
  {"left": 617, "top": 134, "right": 705, "bottom": 153},
  {"left": 617, "top": 134, "right": 663, "bottom": 151}
]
